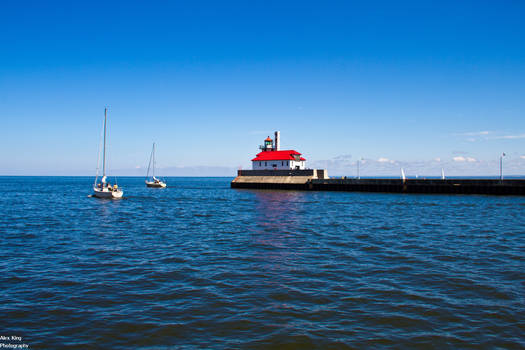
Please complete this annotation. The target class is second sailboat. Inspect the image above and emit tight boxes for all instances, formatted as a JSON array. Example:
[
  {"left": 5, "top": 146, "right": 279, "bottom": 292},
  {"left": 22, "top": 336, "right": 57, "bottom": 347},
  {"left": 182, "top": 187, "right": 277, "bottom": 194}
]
[{"left": 145, "top": 142, "right": 167, "bottom": 188}]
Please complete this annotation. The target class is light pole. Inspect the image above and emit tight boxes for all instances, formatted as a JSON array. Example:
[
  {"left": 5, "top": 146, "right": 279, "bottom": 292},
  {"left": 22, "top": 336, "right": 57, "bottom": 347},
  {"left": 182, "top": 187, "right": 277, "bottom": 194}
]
[{"left": 500, "top": 153, "right": 506, "bottom": 181}]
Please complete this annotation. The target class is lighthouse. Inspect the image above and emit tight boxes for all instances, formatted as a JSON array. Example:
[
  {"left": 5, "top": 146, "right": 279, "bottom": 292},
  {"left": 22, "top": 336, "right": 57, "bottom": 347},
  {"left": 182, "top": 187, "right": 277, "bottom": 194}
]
[{"left": 251, "top": 131, "right": 306, "bottom": 170}]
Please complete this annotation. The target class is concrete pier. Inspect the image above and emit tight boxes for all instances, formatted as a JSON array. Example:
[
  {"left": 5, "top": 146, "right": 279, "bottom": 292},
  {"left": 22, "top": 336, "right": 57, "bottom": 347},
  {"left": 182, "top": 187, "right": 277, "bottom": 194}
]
[
  {"left": 231, "top": 172, "right": 525, "bottom": 195},
  {"left": 231, "top": 169, "right": 327, "bottom": 190}
]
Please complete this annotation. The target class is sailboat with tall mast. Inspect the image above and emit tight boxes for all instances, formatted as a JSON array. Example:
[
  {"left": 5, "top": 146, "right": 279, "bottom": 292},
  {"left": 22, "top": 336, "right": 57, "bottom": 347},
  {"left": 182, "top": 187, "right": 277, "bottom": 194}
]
[
  {"left": 93, "top": 108, "right": 124, "bottom": 198},
  {"left": 145, "top": 142, "right": 167, "bottom": 188}
]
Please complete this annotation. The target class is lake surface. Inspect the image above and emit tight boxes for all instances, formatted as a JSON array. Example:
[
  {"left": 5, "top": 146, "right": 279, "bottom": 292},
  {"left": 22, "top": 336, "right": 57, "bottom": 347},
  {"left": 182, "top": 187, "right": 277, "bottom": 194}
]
[{"left": 1, "top": 176, "right": 524, "bottom": 349}]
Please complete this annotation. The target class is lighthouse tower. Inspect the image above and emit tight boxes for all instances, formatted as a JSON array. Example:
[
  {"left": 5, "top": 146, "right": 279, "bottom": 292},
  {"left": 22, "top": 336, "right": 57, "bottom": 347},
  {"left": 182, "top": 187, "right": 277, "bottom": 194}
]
[
  {"left": 251, "top": 131, "right": 306, "bottom": 170},
  {"left": 260, "top": 136, "right": 275, "bottom": 152}
]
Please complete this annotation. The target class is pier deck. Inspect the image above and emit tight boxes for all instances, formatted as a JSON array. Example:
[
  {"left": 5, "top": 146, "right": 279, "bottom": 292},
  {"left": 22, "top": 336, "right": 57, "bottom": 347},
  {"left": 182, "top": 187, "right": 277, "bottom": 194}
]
[
  {"left": 309, "top": 178, "right": 525, "bottom": 195},
  {"left": 231, "top": 171, "right": 525, "bottom": 195}
]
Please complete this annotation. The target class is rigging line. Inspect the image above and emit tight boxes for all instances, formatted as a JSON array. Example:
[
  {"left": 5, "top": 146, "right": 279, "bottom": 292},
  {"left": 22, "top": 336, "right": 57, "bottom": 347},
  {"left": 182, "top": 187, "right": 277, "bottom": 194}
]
[
  {"left": 146, "top": 143, "right": 153, "bottom": 180},
  {"left": 153, "top": 142, "right": 156, "bottom": 179},
  {"left": 105, "top": 109, "right": 112, "bottom": 183},
  {"left": 94, "top": 116, "right": 104, "bottom": 187},
  {"left": 105, "top": 111, "right": 118, "bottom": 187}
]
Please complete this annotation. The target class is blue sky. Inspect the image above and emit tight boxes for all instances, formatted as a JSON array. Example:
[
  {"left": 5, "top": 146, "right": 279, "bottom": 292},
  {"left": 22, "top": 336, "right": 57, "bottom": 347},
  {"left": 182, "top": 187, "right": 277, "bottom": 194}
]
[{"left": 1, "top": 1, "right": 524, "bottom": 176}]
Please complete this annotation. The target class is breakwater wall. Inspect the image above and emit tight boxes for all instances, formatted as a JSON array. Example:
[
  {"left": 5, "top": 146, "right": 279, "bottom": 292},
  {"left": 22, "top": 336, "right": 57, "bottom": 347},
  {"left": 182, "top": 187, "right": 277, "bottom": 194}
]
[
  {"left": 232, "top": 169, "right": 325, "bottom": 190},
  {"left": 231, "top": 175, "right": 525, "bottom": 195}
]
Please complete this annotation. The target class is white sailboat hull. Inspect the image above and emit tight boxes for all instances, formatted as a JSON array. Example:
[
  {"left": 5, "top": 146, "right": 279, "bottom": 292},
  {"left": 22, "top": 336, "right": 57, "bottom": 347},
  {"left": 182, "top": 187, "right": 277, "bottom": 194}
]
[
  {"left": 93, "top": 187, "right": 124, "bottom": 199},
  {"left": 145, "top": 180, "right": 166, "bottom": 188}
]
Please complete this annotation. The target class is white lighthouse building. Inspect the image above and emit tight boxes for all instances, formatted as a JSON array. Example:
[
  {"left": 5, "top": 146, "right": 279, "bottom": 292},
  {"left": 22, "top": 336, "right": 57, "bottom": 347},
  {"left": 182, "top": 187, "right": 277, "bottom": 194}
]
[{"left": 251, "top": 131, "right": 306, "bottom": 170}]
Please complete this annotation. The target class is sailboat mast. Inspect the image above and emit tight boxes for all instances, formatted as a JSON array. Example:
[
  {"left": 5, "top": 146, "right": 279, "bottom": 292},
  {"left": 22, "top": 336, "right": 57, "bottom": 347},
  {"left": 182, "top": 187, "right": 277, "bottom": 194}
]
[
  {"left": 103, "top": 108, "right": 107, "bottom": 177},
  {"left": 153, "top": 142, "right": 156, "bottom": 178}
]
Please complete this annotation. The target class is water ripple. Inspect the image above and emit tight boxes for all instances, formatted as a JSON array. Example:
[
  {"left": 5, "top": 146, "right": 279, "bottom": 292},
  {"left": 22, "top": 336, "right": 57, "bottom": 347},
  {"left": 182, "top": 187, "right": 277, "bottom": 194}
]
[{"left": 0, "top": 177, "right": 524, "bottom": 349}]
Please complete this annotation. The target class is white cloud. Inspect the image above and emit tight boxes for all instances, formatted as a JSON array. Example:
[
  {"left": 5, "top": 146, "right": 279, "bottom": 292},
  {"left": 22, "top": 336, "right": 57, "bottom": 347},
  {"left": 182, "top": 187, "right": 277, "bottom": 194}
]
[
  {"left": 377, "top": 157, "right": 394, "bottom": 163},
  {"left": 454, "top": 130, "right": 525, "bottom": 141},
  {"left": 457, "top": 131, "right": 491, "bottom": 136},
  {"left": 494, "top": 134, "right": 525, "bottom": 140},
  {"left": 453, "top": 156, "right": 476, "bottom": 162},
  {"left": 310, "top": 153, "right": 525, "bottom": 177},
  {"left": 333, "top": 154, "right": 352, "bottom": 161},
  {"left": 451, "top": 156, "right": 476, "bottom": 162}
]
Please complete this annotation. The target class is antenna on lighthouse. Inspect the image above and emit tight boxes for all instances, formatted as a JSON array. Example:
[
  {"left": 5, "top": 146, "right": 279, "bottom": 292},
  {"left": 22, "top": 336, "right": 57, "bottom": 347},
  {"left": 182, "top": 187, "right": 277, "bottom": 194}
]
[{"left": 274, "top": 131, "right": 280, "bottom": 151}]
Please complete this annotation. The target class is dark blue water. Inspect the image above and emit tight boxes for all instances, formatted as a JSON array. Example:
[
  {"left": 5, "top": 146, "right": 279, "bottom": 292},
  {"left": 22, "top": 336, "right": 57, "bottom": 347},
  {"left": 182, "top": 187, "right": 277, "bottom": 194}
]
[{"left": 1, "top": 177, "right": 524, "bottom": 349}]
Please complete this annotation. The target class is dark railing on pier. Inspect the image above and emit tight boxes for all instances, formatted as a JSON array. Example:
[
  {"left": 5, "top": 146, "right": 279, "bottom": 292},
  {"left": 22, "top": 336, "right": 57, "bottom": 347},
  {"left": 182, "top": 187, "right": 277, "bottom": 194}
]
[{"left": 309, "top": 178, "right": 525, "bottom": 195}]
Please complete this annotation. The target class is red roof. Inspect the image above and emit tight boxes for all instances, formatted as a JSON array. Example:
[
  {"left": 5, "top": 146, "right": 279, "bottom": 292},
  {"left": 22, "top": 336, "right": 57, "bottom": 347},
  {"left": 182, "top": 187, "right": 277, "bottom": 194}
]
[
  {"left": 251, "top": 150, "right": 306, "bottom": 161},
  {"left": 265, "top": 136, "right": 272, "bottom": 142}
]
